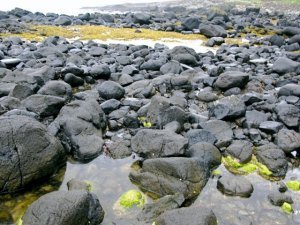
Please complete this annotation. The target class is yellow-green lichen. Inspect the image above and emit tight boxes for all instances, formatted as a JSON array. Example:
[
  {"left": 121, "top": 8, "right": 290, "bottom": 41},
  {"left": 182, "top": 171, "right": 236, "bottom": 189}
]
[
  {"left": 118, "top": 190, "right": 146, "bottom": 209},
  {"left": 0, "top": 25, "right": 207, "bottom": 42},
  {"left": 138, "top": 117, "right": 152, "bottom": 128},
  {"left": 281, "top": 202, "right": 293, "bottom": 214},
  {"left": 286, "top": 181, "right": 300, "bottom": 191},
  {"left": 222, "top": 155, "right": 273, "bottom": 178}
]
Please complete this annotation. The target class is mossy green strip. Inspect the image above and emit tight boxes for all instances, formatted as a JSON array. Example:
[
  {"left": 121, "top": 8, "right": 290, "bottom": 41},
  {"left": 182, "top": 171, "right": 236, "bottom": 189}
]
[
  {"left": 0, "top": 25, "right": 207, "bottom": 42},
  {"left": 222, "top": 155, "right": 273, "bottom": 179}
]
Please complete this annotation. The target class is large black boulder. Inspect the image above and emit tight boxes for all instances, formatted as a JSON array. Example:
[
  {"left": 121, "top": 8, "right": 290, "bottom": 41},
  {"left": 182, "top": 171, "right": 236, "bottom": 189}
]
[
  {"left": 0, "top": 115, "right": 66, "bottom": 194},
  {"left": 131, "top": 129, "right": 188, "bottom": 158},
  {"left": 22, "top": 190, "right": 104, "bottom": 225},
  {"left": 129, "top": 157, "right": 209, "bottom": 200},
  {"left": 48, "top": 99, "right": 107, "bottom": 161}
]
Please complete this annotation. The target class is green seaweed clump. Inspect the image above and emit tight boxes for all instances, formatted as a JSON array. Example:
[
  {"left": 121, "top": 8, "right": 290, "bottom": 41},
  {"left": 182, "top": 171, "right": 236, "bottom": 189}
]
[
  {"left": 281, "top": 202, "right": 293, "bottom": 214},
  {"left": 222, "top": 155, "right": 273, "bottom": 178},
  {"left": 118, "top": 190, "right": 146, "bottom": 209},
  {"left": 286, "top": 181, "right": 300, "bottom": 191},
  {"left": 138, "top": 117, "right": 152, "bottom": 128}
]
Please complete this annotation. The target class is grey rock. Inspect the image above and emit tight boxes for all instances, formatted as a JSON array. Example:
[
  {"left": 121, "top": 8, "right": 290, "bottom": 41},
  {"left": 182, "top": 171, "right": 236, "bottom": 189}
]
[
  {"left": 137, "top": 193, "right": 184, "bottom": 222},
  {"left": 9, "top": 84, "right": 33, "bottom": 100},
  {"left": 275, "top": 129, "right": 300, "bottom": 153},
  {"left": 129, "top": 157, "right": 209, "bottom": 200},
  {"left": 200, "top": 24, "right": 227, "bottom": 38},
  {"left": 49, "top": 99, "right": 107, "bottom": 161},
  {"left": 182, "top": 17, "right": 201, "bottom": 31},
  {"left": 38, "top": 81, "right": 72, "bottom": 101},
  {"left": 272, "top": 57, "right": 300, "bottom": 74},
  {"left": 278, "top": 84, "right": 300, "bottom": 97},
  {"left": 214, "top": 71, "right": 249, "bottom": 90},
  {"left": 245, "top": 110, "right": 269, "bottom": 128},
  {"left": 169, "top": 46, "right": 198, "bottom": 66},
  {"left": 54, "top": 16, "right": 72, "bottom": 26},
  {"left": 187, "top": 142, "right": 221, "bottom": 169},
  {"left": 209, "top": 95, "right": 246, "bottom": 120},
  {"left": 97, "top": 81, "right": 125, "bottom": 100},
  {"left": 268, "top": 191, "right": 293, "bottom": 206},
  {"left": 155, "top": 206, "right": 217, "bottom": 225},
  {"left": 256, "top": 147, "right": 288, "bottom": 177},
  {"left": 90, "top": 64, "right": 111, "bottom": 79},
  {"left": 259, "top": 121, "right": 283, "bottom": 134},
  {"left": 185, "top": 129, "right": 217, "bottom": 146},
  {"left": 108, "top": 140, "right": 132, "bottom": 159},
  {"left": 22, "top": 191, "right": 104, "bottom": 225},
  {"left": 132, "top": 13, "right": 151, "bottom": 25},
  {"left": 160, "top": 60, "right": 183, "bottom": 75},
  {"left": 22, "top": 94, "right": 65, "bottom": 117},
  {"left": 217, "top": 175, "right": 253, "bottom": 197},
  {"left": 131, "top": 129, "right": 188, "bottom": 158},
  {"left": 100, "top": 99, "right": 121, "bottom": 114},
  {"left": 226, "top": 140, "right": 253, "bottom": 163},
  {"left": 200, "top": 120, "right": 233, "bottom": 146},
  {"left": 67, "top": 179, "right": 91, "bottom": 191},
  {"left": 275, "top": 103, "right": 299, "bottom": 128},
  {"left": 64, "top": 73, "right": 84, "bottom": 87},
  {"left": 0, "top": 115, "right": 66, "bottom": 194},
  {"left": 146, "top": 95, "right": 187, "bottom": 128}
]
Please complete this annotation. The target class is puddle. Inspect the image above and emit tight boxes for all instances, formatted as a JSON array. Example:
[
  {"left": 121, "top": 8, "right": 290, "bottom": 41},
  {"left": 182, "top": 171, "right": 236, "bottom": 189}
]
[
  {"left": 194, "top": 164, "right": 300, "bottom": 225},
  {"left": 0, "top": 154, "right": 299, "bottom": 225},
  {"left": 91, "top": 38, "right": 217, "bottom": 54}
]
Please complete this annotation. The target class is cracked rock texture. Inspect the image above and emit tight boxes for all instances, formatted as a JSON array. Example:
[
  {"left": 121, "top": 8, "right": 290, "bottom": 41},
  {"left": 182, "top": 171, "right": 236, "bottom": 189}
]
[{"left": 0, "top": 115, "right": 66, "bottom": 194}]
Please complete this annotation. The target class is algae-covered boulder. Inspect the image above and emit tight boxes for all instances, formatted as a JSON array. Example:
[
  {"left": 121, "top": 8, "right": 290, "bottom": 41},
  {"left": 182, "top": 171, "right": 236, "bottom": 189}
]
[{"left": 129, "top": 157, "right": 209, "bottom": 200}]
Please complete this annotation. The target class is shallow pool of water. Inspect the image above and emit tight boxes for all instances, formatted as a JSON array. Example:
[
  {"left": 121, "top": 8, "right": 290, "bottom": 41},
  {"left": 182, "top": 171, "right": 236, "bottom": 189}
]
[{"left": 1, "top": 153, "right": 299, "bottom": 225}]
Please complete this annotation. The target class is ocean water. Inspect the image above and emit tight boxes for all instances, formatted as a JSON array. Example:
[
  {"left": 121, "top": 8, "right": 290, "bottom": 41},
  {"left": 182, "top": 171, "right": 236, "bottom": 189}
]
[{"left": 0, "top": 0, "right": 172, "bottom": 15}]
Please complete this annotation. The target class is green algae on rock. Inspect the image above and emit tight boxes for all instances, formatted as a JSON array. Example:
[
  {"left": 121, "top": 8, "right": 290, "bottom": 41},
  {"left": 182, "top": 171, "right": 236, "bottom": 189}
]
[
  {"left": 222, "top": 155, "right": 273, "bottom": 178},
  {"left": 281, "top": 202, "right": 293, "bottom": 214},
  {"left": 286, "top": 181, "right": 300, "bottom": 191},
  {"left": 118, "top": 190, "right": 146, "bottom": 209}
]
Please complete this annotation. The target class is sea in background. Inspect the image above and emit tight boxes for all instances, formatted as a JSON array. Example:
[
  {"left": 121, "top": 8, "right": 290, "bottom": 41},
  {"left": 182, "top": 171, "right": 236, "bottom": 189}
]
[{"left": 0, "top": 0, "right": 173, "bottom": 15}]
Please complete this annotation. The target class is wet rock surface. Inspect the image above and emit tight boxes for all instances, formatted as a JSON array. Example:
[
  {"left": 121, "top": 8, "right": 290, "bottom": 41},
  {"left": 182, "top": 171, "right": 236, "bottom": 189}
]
[
  {"left": 0, "top": 115, "right": 66, "bottom": 194},
  {"left": 0, "top": 2, "right": 300, "bottom": 225},
  {"left": 22, "top": 190, "right": 104, "bottom": 225}
]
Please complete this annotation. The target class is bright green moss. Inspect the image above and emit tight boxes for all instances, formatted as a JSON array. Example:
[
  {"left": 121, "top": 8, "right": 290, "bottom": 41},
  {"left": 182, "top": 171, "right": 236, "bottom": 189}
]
[
  {"left": 256, "top": 163, "right": 272, "bottom": 177},
  {"left": 222, "top": 155, "right": 273, "bottom": 178},
  {"left": 143, "top": 121, "right": 152, "bottom": 128},
  {"left": 286, "top": 181, "right": 300, "bottom": 191},
  {"left": 239, "top": 163, "right": 257, "bottom": 174},
  {"left": 281, "top": 202, "right": 293, "bottom": 214},
  {"left": 118, "top": 190, "right": 146, "bottom": 209},
  {"left": 138, "top": 117, "right": 152, "bottom": 128}
]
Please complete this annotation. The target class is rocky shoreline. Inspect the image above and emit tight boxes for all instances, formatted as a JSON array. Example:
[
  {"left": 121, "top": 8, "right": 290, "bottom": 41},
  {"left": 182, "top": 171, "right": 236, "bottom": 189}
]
[{"left": 0, "top": 2, "right": 300, "bottom": 225}]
